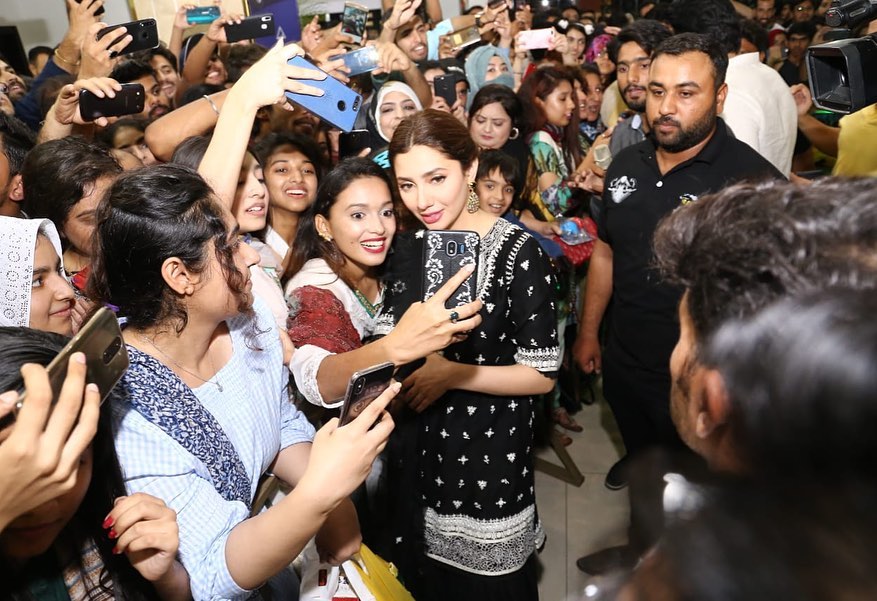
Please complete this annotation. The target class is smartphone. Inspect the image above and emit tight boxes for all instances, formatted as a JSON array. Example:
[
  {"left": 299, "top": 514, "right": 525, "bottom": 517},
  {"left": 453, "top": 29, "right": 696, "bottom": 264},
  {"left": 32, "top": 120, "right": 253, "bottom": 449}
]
[
  {"left": 286, "top": 55, "right": 362, "bottom": 132},
  {"left": 331, "top": 45, "right": 380, "bottom": 77},
  {"left": 443, "top": 25, "right": 481, "bottom": 51},
  {"left": 0, "top": 308, "right": 129, "bottom": 428},
  {"left": 97, "top": 19, "right": 160, "bottom": 58},
  {"left": 79, "top": 83, "right": 145, "bottom": 120},
  {"left": 433, "top": 73, "right": 457, "bottom": 107},
  {"left": 338, "top": 362, "right": 394, "bottom": 426},
  {"left": 340, "top": 1, "right": 368, "bottom": 44},
  {"left": 224, "top": 14, "right": 276, "bottom": 43},
  {"left": 422, "top": 230, "right": 480, "bottom": 308},
  {"left": 593, "top": 144, "right": 612, "bottom": 170},
  {"left": 516, "top": 27, "right": 555, "bottom": 50},
  {"left": 186, "top": 6, "right": 221, "bottom": 24},
  {"left": 339, "top": 129, "right": 371, "bottom": 159},
  {"left": 76, "top": 0, "right": 105, "bottom": 17}
]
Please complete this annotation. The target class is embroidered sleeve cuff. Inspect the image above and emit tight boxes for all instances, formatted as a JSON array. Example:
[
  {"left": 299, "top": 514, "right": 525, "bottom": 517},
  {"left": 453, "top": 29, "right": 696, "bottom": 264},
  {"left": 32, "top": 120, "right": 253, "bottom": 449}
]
[
  {"left": 514, "top": 346, "right": 561, "bottom": 372},
  {"left": 289, "top": 344, "right": 343, "bottom": 409}
]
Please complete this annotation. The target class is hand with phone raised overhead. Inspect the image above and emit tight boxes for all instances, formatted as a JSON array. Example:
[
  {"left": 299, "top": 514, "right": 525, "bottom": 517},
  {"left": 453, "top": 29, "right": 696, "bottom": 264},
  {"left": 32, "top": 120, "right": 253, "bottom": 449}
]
[
  {"left": 52, "top": 77, "right": 122, "bottom": 127},
  {"left": 384, "top": 264, "right": 484, "bottom": 364},
  {"left": 80, "top": 22, "right": 131, "bottom": 79},
  {"left": 232, "top": 40, "right": 326, "bottom": 111},
  {"left": 0, "top": 354, "right": 100, "bottom": 533}
]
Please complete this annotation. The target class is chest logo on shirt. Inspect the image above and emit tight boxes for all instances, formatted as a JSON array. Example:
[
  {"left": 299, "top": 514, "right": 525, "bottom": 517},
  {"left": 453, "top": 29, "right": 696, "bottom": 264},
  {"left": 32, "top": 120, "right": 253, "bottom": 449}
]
[
  {"left": 679, "top": 193, "right": 699, "bottom": 206},
  {"left": 608, "top": 176, "right": 638, "bottom": 204}
]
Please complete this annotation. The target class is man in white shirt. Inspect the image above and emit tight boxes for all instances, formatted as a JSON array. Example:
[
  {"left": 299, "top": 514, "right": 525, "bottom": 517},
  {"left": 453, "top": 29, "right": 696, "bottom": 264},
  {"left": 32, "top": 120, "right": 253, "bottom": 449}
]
[{"left": 671, "top": 0, "right": 797, "bottom": 175}]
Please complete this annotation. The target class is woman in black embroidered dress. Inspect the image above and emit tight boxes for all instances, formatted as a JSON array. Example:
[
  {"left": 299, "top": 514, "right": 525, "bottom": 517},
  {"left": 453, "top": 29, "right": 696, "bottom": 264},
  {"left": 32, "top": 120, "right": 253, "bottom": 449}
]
[{"left": 378, "top": 110, "right": 560, "bottom": 600}]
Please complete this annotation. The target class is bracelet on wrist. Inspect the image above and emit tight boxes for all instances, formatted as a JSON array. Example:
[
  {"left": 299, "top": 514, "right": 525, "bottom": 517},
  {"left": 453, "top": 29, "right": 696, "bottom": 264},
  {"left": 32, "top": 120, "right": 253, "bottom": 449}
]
[
  {"left": 54, "top": 48, "right": 81, "bottom": 67},
  {"left": 203, "top": 95, "right": 220, "bottom": 115}
]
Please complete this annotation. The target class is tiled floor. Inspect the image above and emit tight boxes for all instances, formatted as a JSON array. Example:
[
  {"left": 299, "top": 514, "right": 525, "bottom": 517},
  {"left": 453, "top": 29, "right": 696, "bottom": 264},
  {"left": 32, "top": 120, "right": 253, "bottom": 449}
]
[{"left": 534, "top": 396, "right": 630, "bottom": 601}]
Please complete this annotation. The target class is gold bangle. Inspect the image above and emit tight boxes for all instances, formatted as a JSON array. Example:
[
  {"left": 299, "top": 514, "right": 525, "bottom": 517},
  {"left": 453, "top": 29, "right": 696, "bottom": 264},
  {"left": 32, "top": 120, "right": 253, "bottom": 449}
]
[{"left": 53, "top": 47, "right": 81, "bottom": 67}]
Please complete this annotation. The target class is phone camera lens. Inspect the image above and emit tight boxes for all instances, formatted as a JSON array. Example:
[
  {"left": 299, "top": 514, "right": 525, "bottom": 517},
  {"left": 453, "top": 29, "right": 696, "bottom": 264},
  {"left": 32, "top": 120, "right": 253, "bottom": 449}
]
[
  {"left": 337, "top": 100, "right": 347, "bottom": 111},
  {"left": 354, "top": 379, "right": 365, "bottom": 393},
  {"left": 103, "top": 337, "right": 122, "bottom": 365},
  {"left": 446, "top": 240, "right": 458, "bottom": 256}
]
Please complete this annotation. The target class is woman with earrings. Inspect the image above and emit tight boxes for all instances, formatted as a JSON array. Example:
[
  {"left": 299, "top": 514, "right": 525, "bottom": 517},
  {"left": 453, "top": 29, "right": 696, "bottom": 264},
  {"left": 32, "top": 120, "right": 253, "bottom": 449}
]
[
  {"left": 381, "top": 110, "right": 560, "bottom": 600},
  {"left": 283, "top": 158, "right": 485, "bottom": 410},
  {"left": 468, "top": 84, "right": 530, "bottom": 185}
]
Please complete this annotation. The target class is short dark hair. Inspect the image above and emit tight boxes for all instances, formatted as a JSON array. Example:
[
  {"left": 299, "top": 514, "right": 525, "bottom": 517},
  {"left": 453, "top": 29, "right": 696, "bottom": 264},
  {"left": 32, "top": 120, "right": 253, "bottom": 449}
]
[
  {"left": 652, "top": 32, "right": 729, "bottom": 89},
  {"left": 705, "top": 289, "right": 877, "bottom": 479},
  {"left": 179, "top": 83, "right": 225, "bottom": 107},
  {"left": 668, "top": 0, "right": 742, "bottom": 57},
  {"left": 253, "top": 132, "right": 326, "bottom": 181},
  {"left": 22, "top": 136, "right": 122, "bottom": 240},
  {"left": 787, "top": 20, "right": 817, "bottom": 38},
  {"left": 27, "top": 45, "right": 52, "bottom": 64},
  {"left": 0, "top": 112, "right": 36, "bottom": 176},
  {"left": 476, "top": 149, "right": 522, "bottom": 196},
  {"left": 654, "top": 177, "right": 877, "bottom": 345},
  {"left": 609, "top": 19, "right": 674, "bottom": 64},
  {"left": 225, "top": 44, "right": 268, "bottom": 83},
  {"left": 740, "top": 18, "right": 769, "bottom": 56},
  {"left": 109, "top": 58, "right": 155, "bottom": 84},
  {"left": 468, "top": 83, "right": 523, "bottom": 127},
  {"left": 89, "top": 164, "right": 252, "bottom": 332},
  {"left": 142, "top": 46, "right": 179, "bottom": 71},
  {"left": 170, "top": 134, "right": 212, "bottom": 170}
]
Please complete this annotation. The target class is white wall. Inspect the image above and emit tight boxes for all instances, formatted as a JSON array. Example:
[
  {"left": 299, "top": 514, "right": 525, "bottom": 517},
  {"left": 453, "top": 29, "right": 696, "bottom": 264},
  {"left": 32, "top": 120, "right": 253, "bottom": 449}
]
[{"left": 1, "top": 0, "right": 132, "bottom": 51}]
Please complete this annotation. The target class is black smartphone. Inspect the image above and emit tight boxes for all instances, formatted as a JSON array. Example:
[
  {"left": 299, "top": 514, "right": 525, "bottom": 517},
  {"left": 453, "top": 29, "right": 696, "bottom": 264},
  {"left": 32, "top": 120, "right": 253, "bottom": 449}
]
[
  {"left": 97, "top": 19, "right": 159, "bottom": 58},
  {"left": 0, "top": 308, "right": 129, "bottom": 429},
  {"left": 224, "top": 14, "right": 276, "bottom": 43},
  {"left": 76, "top": 0, "right": 105, "bottom": 17},
  {"left": 433, "top": 73, "right": 457, "bottom": 107},
  {"left": 79, "top": 83, "right": 145, "bottom": 120},
  {"left": 340, "top": 1, "right": 368, "bottom": 44},
  {"left": 338, "top": 361, "right": 395, "bottom": 426},
  {"left": 422, "top": 230, "right": 480, "bottom": 308},
  {"left": 286, "top": 55, "right": 362, "bottom": 132},
  {"left": 339, "top": 129, "right": 371, "bottom": 159}
]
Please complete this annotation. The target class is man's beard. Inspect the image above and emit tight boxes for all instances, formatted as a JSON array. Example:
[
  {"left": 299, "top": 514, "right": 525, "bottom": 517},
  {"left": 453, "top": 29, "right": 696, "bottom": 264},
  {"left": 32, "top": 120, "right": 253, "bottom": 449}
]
[
  {"left": 621, "top": 83, "right": 646, "bottom": 112},
  {"left": 650, "top": 105, "right": 717, "bottom": 153}
]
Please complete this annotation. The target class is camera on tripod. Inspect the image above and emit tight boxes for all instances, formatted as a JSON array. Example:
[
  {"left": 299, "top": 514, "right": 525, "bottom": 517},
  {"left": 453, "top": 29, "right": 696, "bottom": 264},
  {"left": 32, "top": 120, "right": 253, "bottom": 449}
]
[{"left": 807, "top": 0, "right": 877, "bottom": 113}]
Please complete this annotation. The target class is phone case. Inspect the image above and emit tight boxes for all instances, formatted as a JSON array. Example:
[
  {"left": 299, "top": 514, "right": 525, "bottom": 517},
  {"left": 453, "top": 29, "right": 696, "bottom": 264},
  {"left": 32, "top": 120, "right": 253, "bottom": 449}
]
[
  {"left": 517, "top": 27, "right": 555, "bottom": 50},
  {"left": 286, "top": 55, "right": 363, "bottom": 132},
  {"left": 422, "top": 230, "right": 480, "bottom": 308},
  {"left": 11, "top": 308, "right": 128, "bottom": 419},
  {"left": 98, "top": 19, "right": 159, "bottom": 58},
  {"left": 338, "top": 362, "right": 394, "bottom": 426},
  {"left": 433, "top": 73, "right": 457, "bottom": 107},
  {"left": 339, "top": 129, "right": 370, "bottom": 159},
  {"left": 332, "top": 45, "right": 380, "bottom": 77},
  {"left": 445, "top": 26, "right": 481, "bottom": 50},
  {"left": 187, "top": 6, "right": 221, "bottom": 24},
  {"left": 341, "top": 2, "right": 368, "bottom": 43},
  {"left": 77, "top": 0, "right": 105, "bottom": 17},
  {"left": 224, "top": 14, "right": 276, "bottom": 43},
  {"left": 79, "top": 83, "right": 145, "bottom": 120}
]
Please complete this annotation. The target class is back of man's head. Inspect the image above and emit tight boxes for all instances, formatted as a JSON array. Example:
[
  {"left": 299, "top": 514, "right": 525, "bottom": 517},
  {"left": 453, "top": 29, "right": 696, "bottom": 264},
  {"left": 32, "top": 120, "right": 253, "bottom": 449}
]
[
  {"left": 669, "top": 0, "right": 742, "bottom": 57},
  {"left": 0, "top": 112, "right": 36, "bottom": 177},
  {"left": 655, "top": 177, "right": 877, "bottom": 345}
]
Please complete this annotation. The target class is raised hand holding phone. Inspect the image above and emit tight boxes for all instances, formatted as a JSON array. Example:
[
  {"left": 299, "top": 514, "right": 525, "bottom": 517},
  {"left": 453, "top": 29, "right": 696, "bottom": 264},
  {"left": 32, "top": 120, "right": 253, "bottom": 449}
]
[
  {"left": 49, "top": 77, "right": 123, "bottom": 128},
  {"left": 233, "top": 40, "right": 326, "bottom": 110},
  {"left": 0, "top": 355, "right": 100, "bottom": 532}
]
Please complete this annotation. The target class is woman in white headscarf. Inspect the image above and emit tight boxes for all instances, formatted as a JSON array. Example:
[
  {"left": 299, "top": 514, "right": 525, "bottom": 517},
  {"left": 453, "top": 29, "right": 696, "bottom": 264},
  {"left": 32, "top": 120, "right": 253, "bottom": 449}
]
[
  {"left": 0, "top": 216, "right": 75, "bottom": 335},
  {"left": 365, "top": 81, "right": 423, "bottom": 169}
]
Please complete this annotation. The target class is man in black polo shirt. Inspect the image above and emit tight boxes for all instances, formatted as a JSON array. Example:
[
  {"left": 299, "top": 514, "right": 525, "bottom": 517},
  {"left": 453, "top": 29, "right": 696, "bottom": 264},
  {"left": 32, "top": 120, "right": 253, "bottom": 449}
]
[{"left": 573, "top": 32, "right": 783, "bottom": 572}]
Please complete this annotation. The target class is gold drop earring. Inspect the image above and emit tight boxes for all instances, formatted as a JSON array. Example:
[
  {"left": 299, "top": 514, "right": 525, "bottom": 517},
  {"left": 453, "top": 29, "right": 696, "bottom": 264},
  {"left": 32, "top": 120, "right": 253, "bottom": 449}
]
[{"left": 467, "top": 181, "right": 480, "bottom": 213}]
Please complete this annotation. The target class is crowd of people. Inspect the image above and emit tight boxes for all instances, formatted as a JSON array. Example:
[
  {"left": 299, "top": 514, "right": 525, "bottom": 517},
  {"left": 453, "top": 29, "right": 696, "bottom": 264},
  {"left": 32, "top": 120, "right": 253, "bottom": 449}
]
[{"left": 0, "top": 0, "right": 875, "bottom": 599}]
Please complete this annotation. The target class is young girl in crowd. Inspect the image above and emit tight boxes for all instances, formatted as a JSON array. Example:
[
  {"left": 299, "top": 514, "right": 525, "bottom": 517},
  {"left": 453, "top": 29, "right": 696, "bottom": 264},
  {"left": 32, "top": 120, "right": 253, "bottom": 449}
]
[
  {"left": 0, "top": 216, "right": 74, "bottom": 335},
  {"left": 89, "top": 164, "right": 397, "bottom": 600},
  {"left": 254, "top": 132, "right": 325, "bottom": 267},
  {"left": 0, "top": 328, "right": 188, "bottom": 600},
  {"left": 21, "top": 137, "right": 122, "bottom": 279},
  {"left": 382, "top": 110, "right": 560, "bottom": 600}
]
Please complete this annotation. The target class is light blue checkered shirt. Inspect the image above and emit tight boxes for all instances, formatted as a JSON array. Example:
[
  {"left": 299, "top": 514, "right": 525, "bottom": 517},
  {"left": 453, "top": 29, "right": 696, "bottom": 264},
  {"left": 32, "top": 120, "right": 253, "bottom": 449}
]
[{"left": 112, "top": 298, "right": 315, "bottom": 600}]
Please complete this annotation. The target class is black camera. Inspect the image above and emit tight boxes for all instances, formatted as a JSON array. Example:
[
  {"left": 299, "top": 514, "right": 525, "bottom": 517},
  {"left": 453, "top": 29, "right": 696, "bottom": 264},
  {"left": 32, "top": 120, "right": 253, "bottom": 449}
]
[{"left": 806, "top": 0, "right": 877, "bottom": 113}]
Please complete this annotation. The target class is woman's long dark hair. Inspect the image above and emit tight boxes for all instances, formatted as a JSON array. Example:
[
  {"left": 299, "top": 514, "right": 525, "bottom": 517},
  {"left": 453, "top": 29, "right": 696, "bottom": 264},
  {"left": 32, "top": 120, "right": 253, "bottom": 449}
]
[
  {"left": 88, "top": 164, "right": 252, "bottom": 333},
  {"left": 517, "top": 66, "right": 583, "bottom": 171},
  {"left": 283, "top": 158, "right": 395, "bottom": 286},
  {"left": 0, "top": 327, "right": 158, "bottom": 600}
]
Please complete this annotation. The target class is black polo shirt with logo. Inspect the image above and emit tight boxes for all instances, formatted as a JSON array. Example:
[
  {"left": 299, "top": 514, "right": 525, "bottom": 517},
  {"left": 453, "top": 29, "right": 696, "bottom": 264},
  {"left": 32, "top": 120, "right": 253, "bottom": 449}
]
[{"left": 598, "top": 119, "right": 784, "bottom": 373}]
